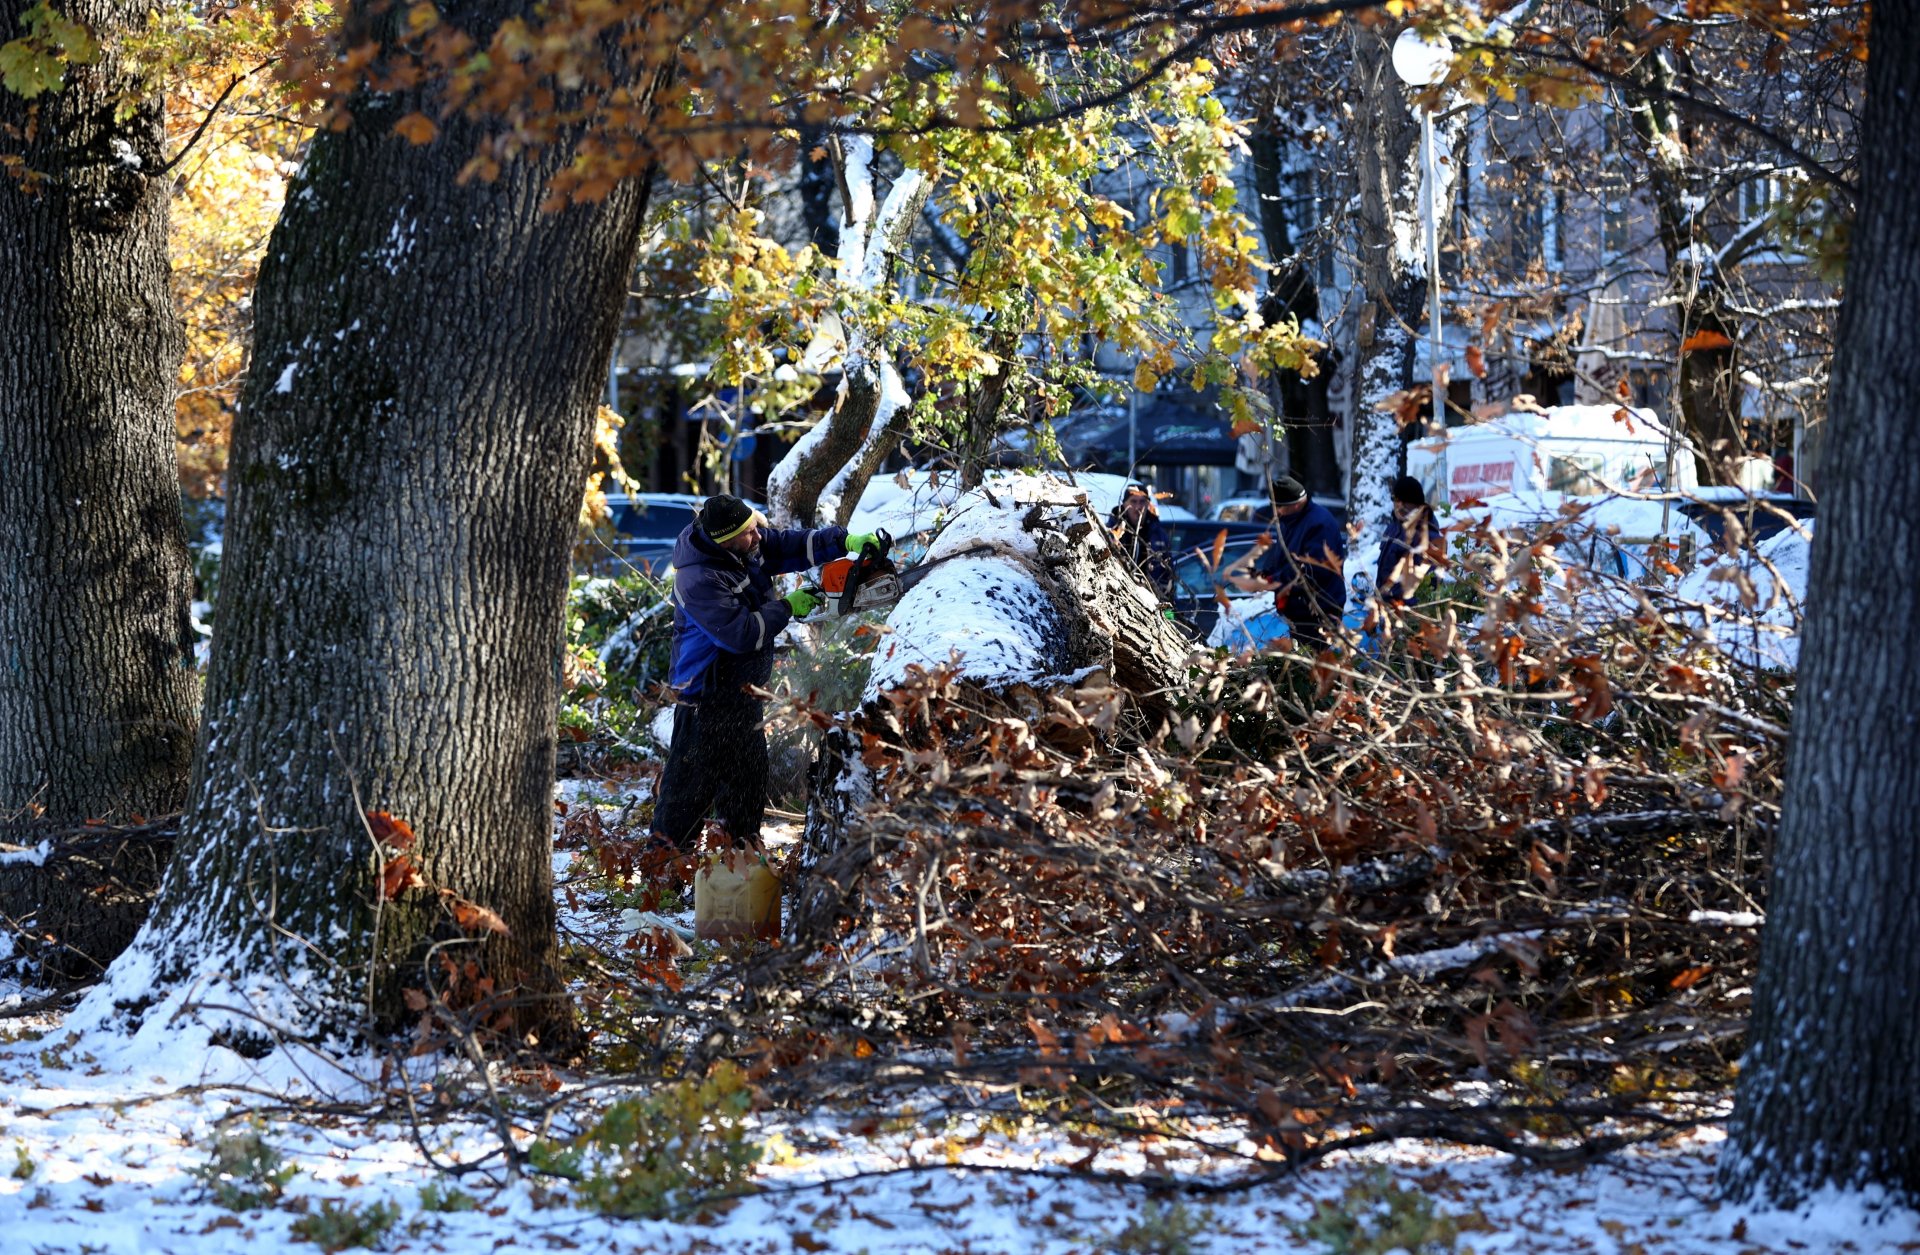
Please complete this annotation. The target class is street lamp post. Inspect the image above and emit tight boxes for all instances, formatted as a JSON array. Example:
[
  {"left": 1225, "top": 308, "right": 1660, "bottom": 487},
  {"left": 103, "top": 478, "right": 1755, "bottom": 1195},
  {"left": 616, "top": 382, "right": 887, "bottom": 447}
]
[{"left": 1392, "top": 28, "right": 1453, "bottom": 434}]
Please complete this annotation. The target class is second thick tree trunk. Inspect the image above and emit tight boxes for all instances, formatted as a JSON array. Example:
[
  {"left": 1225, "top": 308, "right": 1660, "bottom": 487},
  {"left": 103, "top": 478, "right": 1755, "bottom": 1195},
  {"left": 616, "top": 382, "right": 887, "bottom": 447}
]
[
  {"left": 0, "top": 0, "right": 197, "bottom": 823},
  {"left": 1720, "top": 6, "right": 1920, "bottom": 1205},
  {"left": 93, "top": 3, "right": 654, "bottom": 1045}
]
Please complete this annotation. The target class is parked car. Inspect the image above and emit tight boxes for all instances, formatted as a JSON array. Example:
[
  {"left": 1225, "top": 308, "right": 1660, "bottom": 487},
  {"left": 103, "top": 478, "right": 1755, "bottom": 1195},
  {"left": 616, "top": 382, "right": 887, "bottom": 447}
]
[
  {"left": 1159, "top": 519, "right": 1274, "bottom": 639},
  {"left": 1672, "top": 489, "right": 1814, "bottom": 550},
  {"left": 583, "top": 493, "right": 770, "bottom": 573}
]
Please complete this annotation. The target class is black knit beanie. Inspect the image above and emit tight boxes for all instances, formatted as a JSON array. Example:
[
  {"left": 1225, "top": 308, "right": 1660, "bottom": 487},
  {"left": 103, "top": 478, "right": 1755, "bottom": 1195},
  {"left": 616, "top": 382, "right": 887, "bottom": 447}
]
[
  {"left": 1269, "top": 475, "right": 1308, "bottom": 506},
  {"left": 699, "top": 494, "right": 759, "bottom": 543}
]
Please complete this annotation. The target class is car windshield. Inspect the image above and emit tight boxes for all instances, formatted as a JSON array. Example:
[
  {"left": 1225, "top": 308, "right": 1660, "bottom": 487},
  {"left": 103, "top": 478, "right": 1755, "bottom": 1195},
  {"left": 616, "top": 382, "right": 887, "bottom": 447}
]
[
  {"left": 1172, "top": 537, "right": 1263, "bottom": 597},
  {"left": 610, "top": 500, "right": 697, "bottom": 539}
]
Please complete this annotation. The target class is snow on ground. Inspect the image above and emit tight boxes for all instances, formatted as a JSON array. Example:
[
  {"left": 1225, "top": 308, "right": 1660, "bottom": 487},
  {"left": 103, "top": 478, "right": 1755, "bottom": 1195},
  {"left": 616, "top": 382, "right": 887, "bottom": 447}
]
[
  {"left": 1673, "top": 520, "right": 1811, "bottom": 670},
  {"left": 1, "top": 1027, "right": 1915, "bottom": 1255},
  {"left": 2, "top": 774, "right": 1916, "bottom": 1253}
]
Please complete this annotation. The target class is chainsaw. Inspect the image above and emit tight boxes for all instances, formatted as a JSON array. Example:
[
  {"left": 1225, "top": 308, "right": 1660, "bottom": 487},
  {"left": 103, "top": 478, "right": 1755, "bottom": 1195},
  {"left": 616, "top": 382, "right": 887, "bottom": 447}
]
[{"left": 807, "top": 528, "right": 997, "bottom": 616}]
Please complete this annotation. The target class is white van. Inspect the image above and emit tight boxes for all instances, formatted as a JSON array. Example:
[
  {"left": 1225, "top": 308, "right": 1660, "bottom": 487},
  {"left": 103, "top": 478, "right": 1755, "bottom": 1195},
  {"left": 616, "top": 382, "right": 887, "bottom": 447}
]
[{"left": 1406, "top": 405, "right": 1697, "bottom": 506}]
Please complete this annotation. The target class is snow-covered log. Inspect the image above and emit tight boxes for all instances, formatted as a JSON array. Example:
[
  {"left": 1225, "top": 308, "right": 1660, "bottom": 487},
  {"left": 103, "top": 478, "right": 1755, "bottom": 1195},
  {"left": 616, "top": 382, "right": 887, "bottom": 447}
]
[
  {"left": 793, "top": 476, "right": 1193, "bottom": 915},
  {"left": 862, "top": 477, "right": 1192, "bottom": 704}
]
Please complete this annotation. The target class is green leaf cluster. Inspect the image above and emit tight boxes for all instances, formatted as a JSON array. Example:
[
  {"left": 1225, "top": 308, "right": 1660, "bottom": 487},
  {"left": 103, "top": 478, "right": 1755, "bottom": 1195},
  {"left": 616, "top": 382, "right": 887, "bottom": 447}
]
[
  {"left": 688, "top": 52, "right": 1322, "bottom": 462},
  {"left": 529, "top": 1061, "right": 763, "bottom": 1218},
  {"left": 0, "top": 1, "right": 98, "bottom": 99},
  {"left": 1292, "top": 1167, "right": 1489, "bottom": 1255},
  {"left": 289, "top": 1197, "right": 404, "bottom": 1251},
  {"left": 189, "top": 1122, "right": 299, "bottom": 1211}
]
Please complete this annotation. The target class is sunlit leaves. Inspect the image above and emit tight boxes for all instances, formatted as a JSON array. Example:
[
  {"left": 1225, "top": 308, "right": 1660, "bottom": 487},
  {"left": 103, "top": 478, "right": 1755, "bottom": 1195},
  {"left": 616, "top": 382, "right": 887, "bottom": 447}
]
[
  {"left": 165, "top": 62, "right": 305, "bottom": 494},
  {"left": 0, "top": 0, "right": 98, "bottom": 99}
]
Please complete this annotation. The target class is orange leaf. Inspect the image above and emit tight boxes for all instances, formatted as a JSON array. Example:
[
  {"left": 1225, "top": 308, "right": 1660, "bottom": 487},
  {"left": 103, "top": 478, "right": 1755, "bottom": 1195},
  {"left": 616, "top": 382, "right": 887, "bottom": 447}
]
[
  {"left": 392, "top": 112, "right": 439, "bottom": 145},
  {"left": 1025, "top": 1013, "right": 1060, "bottom": 1056},
  {"left": 1670, "top": 964, "right": 1713, "bottom": 990},
  {"left": 448, "top": 895, "right": 511, "bottom": 936},
  {"left": 1680, "top": 329, "right": 1734, "bottom": 353},
  {"left": 366, "top": 810, "right": 417, "bottom": 851},
  {"left": 380, "top": 853, "right": 426, "bottom": 899},
  {"left": 1465, "top": 344, "right": 1486, "bottom": 379}
]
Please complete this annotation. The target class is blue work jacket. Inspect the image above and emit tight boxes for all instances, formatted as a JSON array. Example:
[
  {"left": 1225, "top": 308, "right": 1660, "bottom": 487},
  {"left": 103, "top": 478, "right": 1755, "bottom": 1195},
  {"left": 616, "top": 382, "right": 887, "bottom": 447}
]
[
  {"left": 667, "top": 522, "right": 848, "bottom": 697},
  {"left": 1254, "top": 500, "right": 1347, "bottom": 622}
]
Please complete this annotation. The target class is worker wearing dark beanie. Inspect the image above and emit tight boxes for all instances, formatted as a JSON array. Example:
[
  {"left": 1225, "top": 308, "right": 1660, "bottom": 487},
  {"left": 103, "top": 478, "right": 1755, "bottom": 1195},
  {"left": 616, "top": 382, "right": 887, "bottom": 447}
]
[
  {"left": 697, "top": 494, "right": 761, "bottom": 544},
  {"left": 646, "top": 495, "right": 869, "bottom": 861},
  {"left": 1231, "top": 477, "right": 1346, "bottom": 649},
  {"left": 1269, "top": 475, "right": 1308, "bottom": 506}
]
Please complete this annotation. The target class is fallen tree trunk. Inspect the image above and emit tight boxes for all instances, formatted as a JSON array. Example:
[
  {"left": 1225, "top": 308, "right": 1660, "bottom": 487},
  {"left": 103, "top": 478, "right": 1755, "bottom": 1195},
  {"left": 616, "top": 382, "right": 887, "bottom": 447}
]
[
  {"left": 862, "top": 479, "right": 1192, "bottom": 706},
  {"left": 0, "top": 817, "right": 177, "bottom": 988},
  {"left": 793, "top": 477, "right": 1193, "bottom": 931}
]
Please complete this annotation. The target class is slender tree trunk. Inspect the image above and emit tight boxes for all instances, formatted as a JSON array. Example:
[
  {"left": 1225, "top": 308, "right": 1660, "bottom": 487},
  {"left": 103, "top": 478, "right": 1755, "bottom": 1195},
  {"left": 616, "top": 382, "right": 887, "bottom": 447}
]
[
  {"left": 767, "top": 140, "right": 930, "bottom": 527},
  {"left": 1346, "top": 26, "right": 1450, "bottom": 533},
  {"left": 89, "top": 2, "right": 656, "bottom": 1046},
  {"left": 1625, "top": 44, "right": 1746, "bottom": 483},
  {"left": 1249, "top": 126, "right": 1341, "bottom": 498},
  {"left": 0, "top": 0, "right": 197, "bottom": 823},
  {"left": 957, "top": 329, "right": 1022, "bottom": 489},
  {"left": 1720, "top": 9, "right": 1920, "bottom": 1205}
]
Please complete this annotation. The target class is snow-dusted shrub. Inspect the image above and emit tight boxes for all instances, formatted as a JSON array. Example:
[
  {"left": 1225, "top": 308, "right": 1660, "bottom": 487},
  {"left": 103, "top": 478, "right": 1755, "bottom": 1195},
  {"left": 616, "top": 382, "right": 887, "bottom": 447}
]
[
  {"left": 559, "top": 571, "right": 675, "bottom": 762},
  {"left": 289, "top": 1197, "right": 403, "bottom": 1250},
  {"left": 529, "top": 1062, "right": 762, "bottom": 1218},
  {"left": 189, "top": 1122, "right": 297, "bottom": 1211},
  {"left": 1294, "top": 1168, "right": 1487, "bottom": 1254},
  {"left": 1110, "top": 1200, "right": 1212, "bottom": 1255},
  {"left": 417, "top": 1181, "right": 478, "bottom": 1213}
]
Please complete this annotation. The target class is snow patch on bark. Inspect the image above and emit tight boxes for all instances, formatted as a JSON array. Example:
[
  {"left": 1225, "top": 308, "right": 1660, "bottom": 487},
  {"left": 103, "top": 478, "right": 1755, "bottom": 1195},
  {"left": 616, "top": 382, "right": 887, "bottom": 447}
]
[{"left": 817, "top": 363, "right": 911, "bottom": 523}]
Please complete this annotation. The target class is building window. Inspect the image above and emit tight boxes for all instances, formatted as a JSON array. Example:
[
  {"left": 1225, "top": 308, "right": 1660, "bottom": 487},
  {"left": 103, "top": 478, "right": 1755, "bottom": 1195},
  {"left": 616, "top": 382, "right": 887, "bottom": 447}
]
[
  {"left": 1602, "top": 199, "right": 1630, "bottom": 255},
  {"left": 1740, "top": 173, "right": 1782, "bottom": 220}
]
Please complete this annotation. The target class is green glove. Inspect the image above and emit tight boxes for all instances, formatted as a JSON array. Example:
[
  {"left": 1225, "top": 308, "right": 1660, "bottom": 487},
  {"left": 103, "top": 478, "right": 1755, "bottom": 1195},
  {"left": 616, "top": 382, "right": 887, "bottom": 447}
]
[
  {"left": 846, "top": 531, "right": 882, "bottom": 556},
  {"left": 782, "top": 588, "right": 821, "bottom": 618}
]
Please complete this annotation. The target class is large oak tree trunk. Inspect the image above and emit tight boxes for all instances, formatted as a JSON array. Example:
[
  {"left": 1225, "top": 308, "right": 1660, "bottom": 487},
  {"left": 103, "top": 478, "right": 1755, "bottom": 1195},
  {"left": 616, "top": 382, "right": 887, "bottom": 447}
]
[
  {"left": 0, "top": 0, "right": 197, "bottom": 824},
  {"left": 86, "top": 1, "right": 655, "bottom": 1046},
  {"left": 1719, "top": 8, "right": 1920, "bottom": 1205}
]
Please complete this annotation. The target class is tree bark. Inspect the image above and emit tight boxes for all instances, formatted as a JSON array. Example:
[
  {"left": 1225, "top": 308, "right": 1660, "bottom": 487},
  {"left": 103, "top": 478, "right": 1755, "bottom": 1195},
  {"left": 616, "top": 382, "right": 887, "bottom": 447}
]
[
  {"left": 89, "top": 1, "right": 656, "bottom": 1046},
  {"left": 767, "top": 141, "right": 930, "bottom": 527},
  {"left": 1720, "top": 7, "right": 1920, "bottom": 1205},
  {"left": 1623, "top": 42, "right": 1746, "bottom": 483},
  {"left": 0, "top": 0, "right": 197, "bottom": 823},
  {"left": 1248, "top": 126, "right": 1340, "bottom": 498},
  {"left": 1346, "top": 25, "right": 1452, "bottom": 532}
]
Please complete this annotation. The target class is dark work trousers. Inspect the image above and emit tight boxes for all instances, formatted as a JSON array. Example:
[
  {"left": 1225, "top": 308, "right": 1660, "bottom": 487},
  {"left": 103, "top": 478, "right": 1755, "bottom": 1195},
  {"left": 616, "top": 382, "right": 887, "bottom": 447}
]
[
  {"left": 649, "top": 687, "right": 769, "bottom": 850},
  {"left": 1286, "top": 611, "right": 1331, "bottom": 652}
]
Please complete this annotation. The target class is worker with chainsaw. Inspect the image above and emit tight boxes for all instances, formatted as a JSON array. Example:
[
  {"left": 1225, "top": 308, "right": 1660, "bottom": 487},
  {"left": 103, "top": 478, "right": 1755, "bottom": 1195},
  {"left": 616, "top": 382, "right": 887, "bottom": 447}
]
[
  {"left": 645, "top": 494, "right": 880, "bottom": 857},
  {"left": 1106, "top": 481, "right": 1175, "bottom": 600}
]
